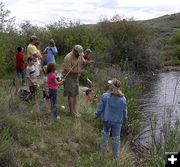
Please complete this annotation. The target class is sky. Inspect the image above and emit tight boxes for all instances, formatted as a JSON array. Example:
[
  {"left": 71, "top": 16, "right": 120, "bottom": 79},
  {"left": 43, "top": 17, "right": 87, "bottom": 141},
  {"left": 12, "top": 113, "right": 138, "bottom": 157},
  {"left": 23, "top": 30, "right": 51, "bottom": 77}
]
[{"left": 3, "top": 0, "right": 180, "bottom": 26}]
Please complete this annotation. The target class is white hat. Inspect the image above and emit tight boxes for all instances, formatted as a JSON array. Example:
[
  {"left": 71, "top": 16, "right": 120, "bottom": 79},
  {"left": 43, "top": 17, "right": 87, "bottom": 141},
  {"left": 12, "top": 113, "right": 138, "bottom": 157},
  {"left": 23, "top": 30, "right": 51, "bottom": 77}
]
[
  {"left": 74, "top": 45, "right": 84, "bottom": 57},
  {"left": 108, "top": 80, "right": 113, "bottom": 84}
]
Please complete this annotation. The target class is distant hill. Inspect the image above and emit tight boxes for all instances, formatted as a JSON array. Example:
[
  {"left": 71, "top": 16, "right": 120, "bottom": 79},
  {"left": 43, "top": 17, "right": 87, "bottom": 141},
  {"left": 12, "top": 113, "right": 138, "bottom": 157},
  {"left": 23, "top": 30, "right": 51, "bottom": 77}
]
[{"left": 142, "top": 13, "right": 180, "bottom": 42}]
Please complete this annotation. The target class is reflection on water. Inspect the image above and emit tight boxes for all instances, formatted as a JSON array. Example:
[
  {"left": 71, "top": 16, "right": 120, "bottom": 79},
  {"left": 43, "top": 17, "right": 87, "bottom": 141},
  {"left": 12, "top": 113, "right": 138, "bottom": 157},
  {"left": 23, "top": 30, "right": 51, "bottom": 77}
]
[{"left": 139, "top": 71, "right": 180, "bottom": 145}]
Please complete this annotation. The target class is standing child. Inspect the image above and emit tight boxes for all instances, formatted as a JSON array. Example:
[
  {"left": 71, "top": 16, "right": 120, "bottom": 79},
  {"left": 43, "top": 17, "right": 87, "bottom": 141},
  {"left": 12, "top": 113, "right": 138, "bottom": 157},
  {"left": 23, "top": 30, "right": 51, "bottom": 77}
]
[
  {"left": 16, "top": 47, "right": 25, "bottom": 85},
  {"left": 26, "top": 56, "right": 37, "bottom": 100},
  {"left": 47, "top": 63, "right": 64, "bottom": 120},
  {"left": 95, "top": 78, "right": 128, "bottom": 159}
]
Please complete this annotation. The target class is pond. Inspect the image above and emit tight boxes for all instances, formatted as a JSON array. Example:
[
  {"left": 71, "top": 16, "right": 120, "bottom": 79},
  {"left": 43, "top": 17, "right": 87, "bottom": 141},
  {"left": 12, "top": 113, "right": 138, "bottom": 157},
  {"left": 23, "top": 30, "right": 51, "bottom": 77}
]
[{"left": 138, "top": 71, "right": 180, "bottom": 146}]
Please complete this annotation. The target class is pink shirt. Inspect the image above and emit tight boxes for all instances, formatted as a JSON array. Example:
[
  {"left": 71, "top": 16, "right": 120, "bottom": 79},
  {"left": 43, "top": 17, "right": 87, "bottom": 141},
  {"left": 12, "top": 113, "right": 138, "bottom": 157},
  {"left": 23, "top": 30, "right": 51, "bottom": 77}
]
[{"left": 48, "top": 72, "right": 58, "bottom": 90}]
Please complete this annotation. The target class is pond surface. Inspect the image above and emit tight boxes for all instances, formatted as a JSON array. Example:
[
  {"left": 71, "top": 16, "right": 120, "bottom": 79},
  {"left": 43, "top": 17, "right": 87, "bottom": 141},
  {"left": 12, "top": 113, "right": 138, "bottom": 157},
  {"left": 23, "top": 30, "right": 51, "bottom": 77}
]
[{"left": 138, "top": 71, "right": 180, "bottom": 146}]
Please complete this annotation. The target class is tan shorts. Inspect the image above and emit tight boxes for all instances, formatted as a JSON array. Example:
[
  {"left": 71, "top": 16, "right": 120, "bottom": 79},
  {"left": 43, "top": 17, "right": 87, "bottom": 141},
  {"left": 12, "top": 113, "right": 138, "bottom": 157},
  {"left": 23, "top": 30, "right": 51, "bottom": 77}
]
[{"left": 64, "top": 75, "right": 79, "bottom": 97}]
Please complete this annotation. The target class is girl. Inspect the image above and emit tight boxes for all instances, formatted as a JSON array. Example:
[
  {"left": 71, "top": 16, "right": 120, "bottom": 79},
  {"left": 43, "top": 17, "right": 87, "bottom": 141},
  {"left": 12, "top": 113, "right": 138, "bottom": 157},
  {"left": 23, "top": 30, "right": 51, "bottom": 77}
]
[
  {"left": 47, "top": 63, "right": 64, "bottom": 119},
  {"left": 95, "top": 78, "right": 128, "bottom": 159}
]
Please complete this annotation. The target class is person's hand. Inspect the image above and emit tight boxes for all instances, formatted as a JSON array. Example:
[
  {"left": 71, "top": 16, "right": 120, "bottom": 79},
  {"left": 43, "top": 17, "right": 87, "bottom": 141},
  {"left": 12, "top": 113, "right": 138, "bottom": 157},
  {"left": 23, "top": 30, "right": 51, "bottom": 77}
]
[
  {"left": 33, "top": 81, "right": 37, "bottom": 85},
  {"left": 59, "top": 78, "right": 65, "bottom": 85}
]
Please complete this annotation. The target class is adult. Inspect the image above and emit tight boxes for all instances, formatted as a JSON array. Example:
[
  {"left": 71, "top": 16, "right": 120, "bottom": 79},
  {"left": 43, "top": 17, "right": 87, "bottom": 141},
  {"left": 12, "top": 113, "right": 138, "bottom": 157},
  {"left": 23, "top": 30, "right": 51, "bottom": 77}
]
[
  {"left": 63, "top": 45, "right": 85, "bottom": 117},
  {"left": 34, "top": 41, "right": 42, "bottom": 76},
  {"left": 26, "top": 35, "right": 38, "bottom": 60},
  {"left": 44, "top": 39, "right": 58, "bottom": 64},
  {"left": 95, "top": 78, "right": 128, "bottom": 158}
]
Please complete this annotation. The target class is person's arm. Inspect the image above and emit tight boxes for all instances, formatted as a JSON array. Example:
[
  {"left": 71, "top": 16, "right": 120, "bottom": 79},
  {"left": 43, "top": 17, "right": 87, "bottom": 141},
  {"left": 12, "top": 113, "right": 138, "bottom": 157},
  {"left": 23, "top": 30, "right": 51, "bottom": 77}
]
[
  {"left": 123, "top": 97, "right": 128, "bottom": 123},
  {"left": 50, "top": 47, "right": 58, "bottom": 54},
  {"left": 26, "top": 68, "right": 34, "bottom": 85},
  {"left": 95, "top": 95, "right": 105, "bottom": 119}
]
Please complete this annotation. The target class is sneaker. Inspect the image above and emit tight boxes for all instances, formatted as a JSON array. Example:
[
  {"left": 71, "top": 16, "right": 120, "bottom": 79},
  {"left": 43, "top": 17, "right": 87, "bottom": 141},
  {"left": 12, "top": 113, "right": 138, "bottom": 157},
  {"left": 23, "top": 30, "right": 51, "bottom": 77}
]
[
  {"left": 72, "top": 112, "right": 81, "bottom": 117},
  {"left": 76, "top": 112, "right": 81, "bottom": 117},
  {"left": 56, "top": 116, "right": 60, "bottom": 120}
]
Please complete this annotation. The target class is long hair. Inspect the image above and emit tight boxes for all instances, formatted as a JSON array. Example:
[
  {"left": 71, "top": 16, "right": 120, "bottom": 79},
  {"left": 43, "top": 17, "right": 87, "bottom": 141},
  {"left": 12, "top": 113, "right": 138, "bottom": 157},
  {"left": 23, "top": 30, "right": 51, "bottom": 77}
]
[
  {"left": 47, "top": 63, "right": 56, "bottom": 74},
  {"left": 109, "top": 78, "right": 124, "bottom": 97}
]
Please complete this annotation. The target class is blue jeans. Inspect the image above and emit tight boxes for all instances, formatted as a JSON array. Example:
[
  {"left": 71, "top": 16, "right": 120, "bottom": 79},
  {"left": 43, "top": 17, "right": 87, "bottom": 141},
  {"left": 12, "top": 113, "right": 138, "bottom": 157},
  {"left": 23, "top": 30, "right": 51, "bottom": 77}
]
[
  {"left": 102, "top": 121, "right": 122, "bottom": 157},
  {"left": 49, "top": 88, "right": 59, "bottom": 118},
  {"left": 16, "top": 69, "right": 25, "bottom": 84}
]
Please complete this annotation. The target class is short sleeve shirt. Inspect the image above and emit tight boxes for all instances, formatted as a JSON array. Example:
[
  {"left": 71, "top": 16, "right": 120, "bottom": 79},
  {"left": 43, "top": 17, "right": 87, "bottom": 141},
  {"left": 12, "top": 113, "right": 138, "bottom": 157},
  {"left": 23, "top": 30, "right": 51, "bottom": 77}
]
[
  {"left": 48, "top": 73, "right": 58, "bottom": 90},
  {"left": 63, "top": 51, "right": 83, "bottom": 75},
  {"left": 26, "top": 65, "right": 37, "bottom": 86},
  {"left": 27, "top": 44, "right": 37, "bottom": 58}
]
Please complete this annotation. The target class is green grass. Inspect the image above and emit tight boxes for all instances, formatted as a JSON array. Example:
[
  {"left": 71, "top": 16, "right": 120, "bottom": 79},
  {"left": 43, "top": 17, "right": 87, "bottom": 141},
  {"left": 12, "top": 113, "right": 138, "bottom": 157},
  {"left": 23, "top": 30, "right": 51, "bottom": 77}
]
[{"left": 0, "top": 68, "right": 143, "bottom": 166}]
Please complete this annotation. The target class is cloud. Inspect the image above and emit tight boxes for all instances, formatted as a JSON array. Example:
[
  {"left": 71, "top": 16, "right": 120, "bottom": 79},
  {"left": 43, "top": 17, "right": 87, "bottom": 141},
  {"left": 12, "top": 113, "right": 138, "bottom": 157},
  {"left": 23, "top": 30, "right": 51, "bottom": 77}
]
[{"left": 2, "top": 0, "right": 180, "bottom": 26}]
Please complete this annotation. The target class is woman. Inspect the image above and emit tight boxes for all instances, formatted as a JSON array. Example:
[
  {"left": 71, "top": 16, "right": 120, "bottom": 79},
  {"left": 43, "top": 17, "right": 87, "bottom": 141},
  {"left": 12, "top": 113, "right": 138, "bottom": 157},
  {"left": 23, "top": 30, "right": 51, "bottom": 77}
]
[
  {"left": 95, "top": 78, "right": 128, "bottom": 158},
  {"left": 34, "top": 41, "right": 42, "bottom": 76},
  {"left": 44, "top": 39, "right": 58, "bottom": 64}
]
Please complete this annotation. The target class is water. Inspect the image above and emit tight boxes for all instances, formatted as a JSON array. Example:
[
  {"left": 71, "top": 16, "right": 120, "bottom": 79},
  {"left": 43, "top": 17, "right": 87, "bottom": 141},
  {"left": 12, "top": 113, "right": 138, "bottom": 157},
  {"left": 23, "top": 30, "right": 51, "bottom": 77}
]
[{"left": 138, "top": 71, "right": 180, "bottom": 146}]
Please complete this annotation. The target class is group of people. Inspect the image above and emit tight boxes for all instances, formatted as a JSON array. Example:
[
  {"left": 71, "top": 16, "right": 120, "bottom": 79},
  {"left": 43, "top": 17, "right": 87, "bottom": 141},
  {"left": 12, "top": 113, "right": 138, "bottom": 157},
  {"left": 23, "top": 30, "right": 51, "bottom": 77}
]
[{"left": 16, "top": 35, "right": 128, "bottom": 159}]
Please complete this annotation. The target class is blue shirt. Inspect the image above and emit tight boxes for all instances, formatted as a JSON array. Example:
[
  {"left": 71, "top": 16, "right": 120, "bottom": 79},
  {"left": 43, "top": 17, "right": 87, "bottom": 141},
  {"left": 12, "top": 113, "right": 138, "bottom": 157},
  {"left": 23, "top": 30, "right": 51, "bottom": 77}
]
[
  {"left": 95, "top": 92, "right": 128, "bottom": 123},
  {"left": 44, "top": 46, "right": 58, "bottom": 64}
]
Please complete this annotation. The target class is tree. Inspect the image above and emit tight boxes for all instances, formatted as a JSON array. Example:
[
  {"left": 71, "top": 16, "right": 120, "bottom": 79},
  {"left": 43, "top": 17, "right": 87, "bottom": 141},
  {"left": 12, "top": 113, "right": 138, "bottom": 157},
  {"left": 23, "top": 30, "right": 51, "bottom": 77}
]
[{"left": 0, "top": 2, "right": 15, "bottom": 32}]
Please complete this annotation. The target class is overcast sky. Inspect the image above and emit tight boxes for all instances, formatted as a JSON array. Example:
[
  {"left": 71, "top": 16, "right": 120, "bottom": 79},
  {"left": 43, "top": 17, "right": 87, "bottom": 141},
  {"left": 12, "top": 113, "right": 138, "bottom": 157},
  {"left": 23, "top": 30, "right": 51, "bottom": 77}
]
[{"left": 3, "top": 0, "right": 180, "bottom": 26}]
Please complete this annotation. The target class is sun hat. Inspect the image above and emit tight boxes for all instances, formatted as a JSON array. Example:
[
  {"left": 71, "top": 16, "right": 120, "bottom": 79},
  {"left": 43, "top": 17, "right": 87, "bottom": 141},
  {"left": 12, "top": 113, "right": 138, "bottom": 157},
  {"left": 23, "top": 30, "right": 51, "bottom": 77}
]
[{"left": 73, "top": 45, "right": 84, "bottom": 57}]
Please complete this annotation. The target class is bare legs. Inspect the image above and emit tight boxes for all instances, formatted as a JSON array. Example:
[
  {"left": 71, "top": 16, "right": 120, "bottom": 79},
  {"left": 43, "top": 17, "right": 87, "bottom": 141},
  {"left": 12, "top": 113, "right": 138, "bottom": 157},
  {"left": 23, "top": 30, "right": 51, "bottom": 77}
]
[{"left": 68, "top": 96, "right": 80, "bottom": 117}]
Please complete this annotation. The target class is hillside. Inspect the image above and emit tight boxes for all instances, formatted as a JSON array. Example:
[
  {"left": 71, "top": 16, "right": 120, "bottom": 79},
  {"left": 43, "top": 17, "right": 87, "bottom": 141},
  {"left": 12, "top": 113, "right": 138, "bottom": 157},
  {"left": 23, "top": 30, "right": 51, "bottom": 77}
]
[{"left": 142, "top": 13, "right": 180, "bottom": 41}]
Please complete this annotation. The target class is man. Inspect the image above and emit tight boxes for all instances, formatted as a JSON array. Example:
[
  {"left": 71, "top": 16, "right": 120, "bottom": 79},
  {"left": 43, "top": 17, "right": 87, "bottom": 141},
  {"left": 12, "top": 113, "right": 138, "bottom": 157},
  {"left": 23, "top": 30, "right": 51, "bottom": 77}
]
[
  {"left": 26, "top": 35, "right": 38, "bottom": 60},
  {"left": 63, "top": 45, "right": 85, "bottom": 117}
]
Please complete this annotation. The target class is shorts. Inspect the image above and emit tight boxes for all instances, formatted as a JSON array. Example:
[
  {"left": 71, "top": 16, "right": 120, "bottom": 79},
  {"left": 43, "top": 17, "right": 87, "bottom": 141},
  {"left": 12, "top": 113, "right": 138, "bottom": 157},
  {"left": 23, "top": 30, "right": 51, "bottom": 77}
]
[{"left": 64, "top": 75, "right": 79, "bottom": 97}]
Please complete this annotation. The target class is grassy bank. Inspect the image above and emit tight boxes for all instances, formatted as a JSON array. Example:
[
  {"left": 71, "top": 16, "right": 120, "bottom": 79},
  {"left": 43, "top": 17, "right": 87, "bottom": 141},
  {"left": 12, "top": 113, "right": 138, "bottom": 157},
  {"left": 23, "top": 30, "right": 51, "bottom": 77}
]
[{"left": 0, "top": 67, "right": 143, "bottom": 166}]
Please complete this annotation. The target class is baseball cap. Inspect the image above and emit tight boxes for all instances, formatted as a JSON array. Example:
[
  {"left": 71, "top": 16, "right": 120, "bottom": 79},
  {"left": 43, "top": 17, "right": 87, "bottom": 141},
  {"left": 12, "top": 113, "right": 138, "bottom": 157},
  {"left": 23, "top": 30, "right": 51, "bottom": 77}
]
[
  {"left": 74, "top": 45, "right": 84, "bottom": 57},
  {"left": 30, "top": 35, "right": 37, "bottom": 40},
  {"left": 85, "top": 48, "right": 92, "bottom": 53}
]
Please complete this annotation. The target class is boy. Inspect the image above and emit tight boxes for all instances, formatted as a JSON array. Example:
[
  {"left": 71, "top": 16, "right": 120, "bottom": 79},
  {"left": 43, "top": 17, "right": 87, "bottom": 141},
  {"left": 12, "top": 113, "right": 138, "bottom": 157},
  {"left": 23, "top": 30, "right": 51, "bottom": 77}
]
[
  {"left": 26, "top": 56, "right": 37, "bottom": 99},
  {"left": 16, "top": 47, "right": 25, "bottom": 85}
]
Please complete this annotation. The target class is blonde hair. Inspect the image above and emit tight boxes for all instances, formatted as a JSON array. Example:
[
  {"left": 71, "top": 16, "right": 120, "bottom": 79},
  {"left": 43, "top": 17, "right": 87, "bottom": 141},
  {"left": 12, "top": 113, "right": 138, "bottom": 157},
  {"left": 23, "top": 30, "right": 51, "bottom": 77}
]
[{"left": 110, "top": 78, "right": 124, "bottom": 97}]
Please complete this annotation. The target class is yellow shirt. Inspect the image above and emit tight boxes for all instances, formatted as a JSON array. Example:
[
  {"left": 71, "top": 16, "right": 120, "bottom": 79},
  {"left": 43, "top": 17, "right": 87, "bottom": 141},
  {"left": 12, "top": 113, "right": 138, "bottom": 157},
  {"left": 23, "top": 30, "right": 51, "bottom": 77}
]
[
  {"left": 63, "top": 51, "right": 83, "bottom": 75},
  {"left": 27, "top": 44, "right": 37, "bottom": 58}
]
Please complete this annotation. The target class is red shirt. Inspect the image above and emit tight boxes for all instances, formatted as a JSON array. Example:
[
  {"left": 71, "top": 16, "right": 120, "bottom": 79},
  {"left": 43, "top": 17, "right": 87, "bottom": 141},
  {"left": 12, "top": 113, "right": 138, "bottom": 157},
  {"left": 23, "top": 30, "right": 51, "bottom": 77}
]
[
  {"left": 16, "top": 52, "right": 25, "bottom": 71},
  {"left": 83, "top": 53, "right": 91, "bottom": 61}
]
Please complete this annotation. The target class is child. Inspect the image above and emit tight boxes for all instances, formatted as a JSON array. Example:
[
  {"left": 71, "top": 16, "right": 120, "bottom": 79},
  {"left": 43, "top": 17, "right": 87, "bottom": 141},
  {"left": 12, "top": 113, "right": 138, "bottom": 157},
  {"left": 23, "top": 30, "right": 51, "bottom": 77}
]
[
  {"left": 95, "top": 78, "right": 128, "bottom": 159},
  {"left": 16, "top": 47, "right": 25, "bottom": 85},
  {"left": 47, "top": 63, "right": 64, "bottom": 119},
  {"left": 86, "top": 89, "right": 95, "bottom": 101},
  {"left": 26, "top": 56, "right": 37, "bottom": 100}
]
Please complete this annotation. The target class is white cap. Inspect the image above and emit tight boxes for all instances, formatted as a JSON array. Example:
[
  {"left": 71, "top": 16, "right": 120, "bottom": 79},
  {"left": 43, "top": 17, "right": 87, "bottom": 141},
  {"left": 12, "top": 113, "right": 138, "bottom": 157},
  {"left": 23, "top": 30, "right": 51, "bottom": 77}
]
[
  {"left": 74, "top": 45, "right": 84, "bottom": 57},
  {"left": 108, "top": 80, "right": 113, "bottom": 84}
]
